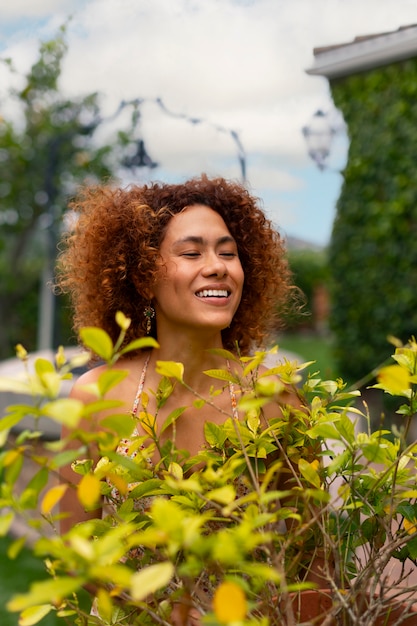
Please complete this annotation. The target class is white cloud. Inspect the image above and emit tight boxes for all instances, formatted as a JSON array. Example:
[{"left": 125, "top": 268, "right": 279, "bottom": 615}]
[
  {"left": 2, "top": 0, "right": 417, "bottom": 244},
  {"left": 0, "top": 0, "right": 77, "bottom": 19}
]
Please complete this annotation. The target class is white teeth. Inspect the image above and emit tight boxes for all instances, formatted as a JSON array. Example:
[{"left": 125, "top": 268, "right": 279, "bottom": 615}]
[{"left": 196, "top": 289, "right": 228, "bottom": 298}]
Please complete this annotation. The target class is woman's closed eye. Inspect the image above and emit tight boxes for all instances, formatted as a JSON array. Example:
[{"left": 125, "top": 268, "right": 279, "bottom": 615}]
[
  {"left": 181, "top": 251, "right": 201, "bottom": 257},
  {"left": 180, "top": 249, "right": 238, "bottom": 259},
  {"left": 219, "top": 251, "right": 237, "bottom": 258}
]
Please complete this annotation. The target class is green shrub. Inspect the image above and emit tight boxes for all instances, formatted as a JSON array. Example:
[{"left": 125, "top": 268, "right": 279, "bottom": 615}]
[
  {"left": 329, "top": 58, "right": 417, "bottom": 382},
  {"left": 284, "top": 249, "right": 329, "bottom": 331},
  {"left": 1, "top": 318, "right": 417, "bottom": 624}
]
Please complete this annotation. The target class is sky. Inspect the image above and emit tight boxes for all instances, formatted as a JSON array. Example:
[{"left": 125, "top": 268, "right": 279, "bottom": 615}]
[{"left": 1, "top": 0, "right": 417, "bottom": 247}]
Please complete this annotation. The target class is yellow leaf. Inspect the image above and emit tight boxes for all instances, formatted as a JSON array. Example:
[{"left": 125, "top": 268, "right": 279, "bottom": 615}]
[
  {"left": 139, "top": 411, "right": 156, "bottom": 436},
  {"left": 168, "top": 462, "right": 183, "bottom": 480},
  {"left": 77, "top": 473, "right": 101, "bottom": 510},
  {"left": 4, "top": 448, "right": 23, "bottom": 466},
  {"left": 130, "top": 562, "right": 174, "bottom": 601},
  {"left": 107, "top": 473, "right": 129, "bottom": 496},
  {"left": 15, "top": 344, "right": 28, "bottom": 360},
  {"left": 299, "top": 458, "right": 321, "bottom": 488},
  {"left": 42, "top": 399, "right": 84, "bottom": 427},
  {"left": 213, "top": 581, "right": 247, "bottom": 624},
  {"left": 377, "top": 364, "right": 410, "bottom": 394},
  {"left": 404, "top": 518, "right": 417, "bottom": 535},
  {"left": 115, "top": 311, "right": 131, "bottom": 331},
  {"left": 207, "top": 485, "right": 236, "bottom": 505},
  {"left": 41, "top": 484, "right": 68, "bottom": 515},
  {"left": 19, "top": 604, "right": 52, "bottom": 626},
  {"left": 55, "top": 346, "right": 67, "bottom": 368},
  {"left": 96, "top": 588, "right": 114, "bottom": 623},
  {"left": 155, "top": 360, "right": 184, "bottom": 381}
]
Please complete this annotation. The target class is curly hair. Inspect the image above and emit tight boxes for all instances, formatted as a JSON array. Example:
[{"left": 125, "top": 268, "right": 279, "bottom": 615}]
[{"left": 56, "top": 175, "right": 293, "bottom": 355}]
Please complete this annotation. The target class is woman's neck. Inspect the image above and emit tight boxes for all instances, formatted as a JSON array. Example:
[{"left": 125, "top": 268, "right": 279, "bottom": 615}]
[{"left": 152, "top": 330, "right": 229, "bottom": 392}]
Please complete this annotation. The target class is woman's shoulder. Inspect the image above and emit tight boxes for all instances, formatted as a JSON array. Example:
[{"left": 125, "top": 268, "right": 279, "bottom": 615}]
[{"left": 69, "top": 352, "right": 149, "bottom": 400}]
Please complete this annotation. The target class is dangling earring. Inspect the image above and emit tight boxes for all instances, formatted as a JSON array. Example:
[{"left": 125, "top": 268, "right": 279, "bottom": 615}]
[{"left": 143, "top": 303, "right": 155, "bottom": 335}]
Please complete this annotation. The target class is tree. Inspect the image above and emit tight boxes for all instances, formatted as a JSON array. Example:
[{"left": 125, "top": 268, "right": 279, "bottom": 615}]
[
  {"left": 0, "top": 25, "right": 116, "bottom": 359},
  {"left": 328, "top": 58, "right": 417, "bottom": 383}
]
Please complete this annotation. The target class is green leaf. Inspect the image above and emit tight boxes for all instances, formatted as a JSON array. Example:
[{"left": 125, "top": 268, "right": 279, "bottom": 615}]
[
  {"left": 247, "top": 411, "right": 260, "bottom": 434},
  {"left": 7, "top": 536, "right": 27, "bottom": 559},
  {"left": 238, "top": 397, "right": 270, "bottom": 413},
  {"left": 20, "top": 467, "right": 49, "bottom": 509},
  {"left": 307, "top": 423, "right": 342, "bottom": 441},
  {"left": 97, "top": 369, "right": 128, "bottom": 396},
  {"left": 160, "top": 406, "right": 187, "bottom": 434},
  {"left": 336, "top": 413, "right": 355, "bottom": 442},
  {"left": 325, "top": 449, "right": 351, "bottom": 474},
  {"left": 156, "top": 376, "right": 174, "bottom": 408},
  {"left": 204, "top": 368, "right": 240, "bottom": 384},
  {"left": 204, "top": 421, "right": 228, "bottom": 447},
  {"left": 81, "top": 399, "right": 124, "bottom": 416},
  {"left": 41, "top": 398, "right": 84, "bottom": 427},
  {"left": 0, "top": 512, "right": 15, "bottom": 536},
  {"left": 0, "top": 428, "right": 8, "bottom": 447},
  {"left": 298, "top": 458, "right": 321, "bottom": 488},
  {"left": 407, "top": 536, "right": 417, "bottom": 560},
  {"left": 155, "top": 360, "right": 184, "bottom": 381},
  {"left": 129, "top": 479, "right": 164, "bottom": 500},
  {"left": 89, "top": 563, "right": 133, "bottom": 587},
  {"left": 79, "top": 327, "right": 114, "bottom": 361},
  {"left": 7, "top": 577, "right": 86, "bottom": 612},
  {"left": 130, "top": 562, "right": 174, "bottom": 601},
  {"left": 34, "top": 358, "right": 55, "bottom": 377},
  {"left": 207, "top": 348, "right": 240, "bottom": 362},
  {"left": 67, "top": 352, "right": 91, "bottom": 370},
  {"left": 38, "top": 372, "right": 62, "bottom": 398},
  {"left": 0, "top": 378, "right": 34, "bottom": 394},
  {"left": 0, "top": 406, "right": 40, "bottom": 431},
  {"left": 119, "top": 337, "right": 159, "bottom": 354},
  {"left": 207, "top": 485, "right": 236, "bottom": 504},
  {"left": 255, "top": 376, "right": 284, "bottom": 396},
  {"left": 3, "top": 451, "right": 24, "bottom": 486},
  {"left": 238, "top": 562, "right": 281, "bottom": 583},
  {"left": 100, "top": 413, "right": 135, "bottom": 438},
  {"left": 19, "top": 604, "right": 53, "bottom": 626}
]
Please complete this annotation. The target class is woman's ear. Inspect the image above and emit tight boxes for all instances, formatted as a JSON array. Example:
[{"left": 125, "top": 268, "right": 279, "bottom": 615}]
[{"left": 132, "top": 276, "right": 154, "bottom": 301}]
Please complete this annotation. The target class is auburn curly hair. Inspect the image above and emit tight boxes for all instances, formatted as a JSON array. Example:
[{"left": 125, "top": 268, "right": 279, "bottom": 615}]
[{"left": 56, "top": 175, "right": 293, "bottom": 355}]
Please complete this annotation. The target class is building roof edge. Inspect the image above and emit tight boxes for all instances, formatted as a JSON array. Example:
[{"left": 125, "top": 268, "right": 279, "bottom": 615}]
[{"left": 306, "top": 25, "right": 417, "bottom": 79}]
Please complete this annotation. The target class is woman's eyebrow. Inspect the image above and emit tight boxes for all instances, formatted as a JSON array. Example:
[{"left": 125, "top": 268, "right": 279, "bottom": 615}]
[{"left": 174, "top": 235, "right": 236, "bottom": 246}]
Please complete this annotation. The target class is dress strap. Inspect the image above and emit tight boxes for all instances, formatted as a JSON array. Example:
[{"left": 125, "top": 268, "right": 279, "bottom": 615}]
[
  {"left": 132, "top": 353, "right": 151, "bottom": 416},
  {"left": 227, "top": 360, "right": 239, "bottom": 419}
]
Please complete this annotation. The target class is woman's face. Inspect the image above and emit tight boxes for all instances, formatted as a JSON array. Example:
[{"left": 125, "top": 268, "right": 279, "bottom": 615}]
[{"left": 150, "top": 204, "right": 244, "bottom": 338}]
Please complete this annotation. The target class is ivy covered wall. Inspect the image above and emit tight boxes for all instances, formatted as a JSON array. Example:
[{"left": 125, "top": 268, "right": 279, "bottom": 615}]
[{"left": 328, "top": 58, "right": 417, "bottom": 382}]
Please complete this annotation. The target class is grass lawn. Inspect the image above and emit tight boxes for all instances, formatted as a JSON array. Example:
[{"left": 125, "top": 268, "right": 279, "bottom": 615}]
[{"left": 274, "top": 332, "right": 337, "bottom": 380}]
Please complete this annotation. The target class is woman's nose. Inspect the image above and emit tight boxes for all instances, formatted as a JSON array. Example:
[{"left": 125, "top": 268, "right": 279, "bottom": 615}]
[{"left": 202, "top": 254, "right": 228, "bottom": 277}]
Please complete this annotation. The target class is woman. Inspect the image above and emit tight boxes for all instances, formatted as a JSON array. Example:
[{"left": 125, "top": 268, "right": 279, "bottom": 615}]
[{"left": 57, "top": 174, "right": 296, "bottom": 621}]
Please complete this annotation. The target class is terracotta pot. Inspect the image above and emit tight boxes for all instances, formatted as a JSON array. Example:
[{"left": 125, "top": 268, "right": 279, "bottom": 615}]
[{"left": 282, "top": 589, "right": 417, "bottom": 625}]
